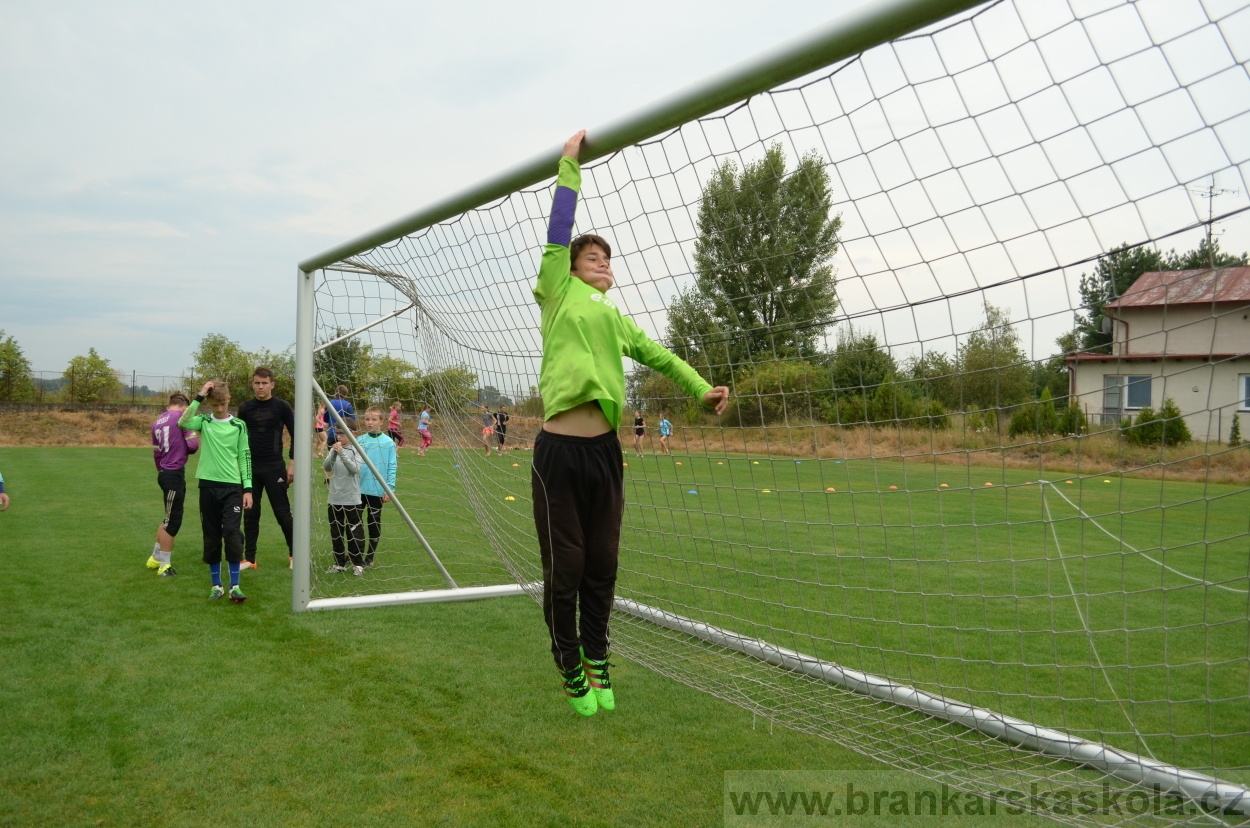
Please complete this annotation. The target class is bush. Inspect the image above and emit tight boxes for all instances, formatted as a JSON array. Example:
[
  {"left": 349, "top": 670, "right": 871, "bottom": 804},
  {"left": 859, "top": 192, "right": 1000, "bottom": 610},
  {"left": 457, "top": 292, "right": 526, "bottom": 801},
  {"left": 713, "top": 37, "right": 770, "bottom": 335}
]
[
  {"left": 1124, "top": 398, "right": 1190, "bottom": 447},
  {"left": 728, "top": 359, "right": 825, "bottom": 426},
  {"left": 916, "top": 398, "right": 951, "bottom": 430},
  {"left": 1007, "top": 405, "right": 1037, "bottom": 439},
  {"left": 1056, "top": 402, "right": 1087, "bottom": 435}
]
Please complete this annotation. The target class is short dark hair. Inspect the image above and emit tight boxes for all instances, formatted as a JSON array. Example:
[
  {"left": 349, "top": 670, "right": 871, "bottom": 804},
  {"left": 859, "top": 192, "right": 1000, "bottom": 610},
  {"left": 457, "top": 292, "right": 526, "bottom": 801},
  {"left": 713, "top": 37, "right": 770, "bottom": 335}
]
[
  {"left": 335, "top": 385, "right": 349, "bottom": 397},
  {"left": 168, "top": 392, "right": 189, "bottom": 407},
  {"left": 253, "top": 366, "right": 274, "bottom": 381},
  {"left": 571, "top": 234, "right": 611, "bottom": 267}
]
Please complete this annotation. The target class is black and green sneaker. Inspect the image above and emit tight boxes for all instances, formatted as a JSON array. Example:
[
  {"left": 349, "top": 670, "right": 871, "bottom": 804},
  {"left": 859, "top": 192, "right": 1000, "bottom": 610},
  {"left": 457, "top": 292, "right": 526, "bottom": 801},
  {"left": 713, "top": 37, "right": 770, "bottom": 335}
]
[
  {"left": 229, "top": 585, "right": 247, "bottom": 604},
  {"left": 581, "top": 648, "right": 615, "bottom": 711},
  {"left": 559, "top": 665, "right": 598, "bottom": 717}
]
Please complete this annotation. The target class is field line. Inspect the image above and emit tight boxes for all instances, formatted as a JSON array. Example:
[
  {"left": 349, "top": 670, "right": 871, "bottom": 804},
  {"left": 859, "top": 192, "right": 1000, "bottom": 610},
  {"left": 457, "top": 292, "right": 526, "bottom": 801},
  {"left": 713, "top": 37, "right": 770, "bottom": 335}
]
[
  {"left": 1040, "top": 486, "right": 1156, "bottom": 761},
  {"left": 1040, "top": 481, "right": 1247, "bottom": 594}
]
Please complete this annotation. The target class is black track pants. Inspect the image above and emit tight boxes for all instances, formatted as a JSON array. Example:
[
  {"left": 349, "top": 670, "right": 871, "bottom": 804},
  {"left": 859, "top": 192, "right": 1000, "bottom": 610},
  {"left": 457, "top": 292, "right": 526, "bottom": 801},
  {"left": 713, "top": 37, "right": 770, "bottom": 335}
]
[{"left": 531, "top": 429, "right": 624, "bottom": 671}]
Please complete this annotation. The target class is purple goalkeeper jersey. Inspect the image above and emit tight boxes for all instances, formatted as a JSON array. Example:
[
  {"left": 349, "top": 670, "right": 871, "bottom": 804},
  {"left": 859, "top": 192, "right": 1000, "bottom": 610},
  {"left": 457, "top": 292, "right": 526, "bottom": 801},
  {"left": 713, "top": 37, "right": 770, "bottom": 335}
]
[{"left": 152, "top": 409, "right": 199, "bottom": 471}]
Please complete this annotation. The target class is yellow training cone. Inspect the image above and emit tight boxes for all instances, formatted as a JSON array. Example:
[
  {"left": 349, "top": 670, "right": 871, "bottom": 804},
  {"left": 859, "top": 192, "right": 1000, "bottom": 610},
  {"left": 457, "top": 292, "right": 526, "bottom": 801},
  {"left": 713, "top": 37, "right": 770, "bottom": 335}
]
[
  {"left": 939, "top": 483, "right": 948, "bottom": 488},
  {"left": 753, "top": 461, "right": 759, "bottom": 465},
  {"left": 504, "top": 496, "right": 516, "bottom": 501},
  {"left": 676, "top": 461, "right": 682, "bottom": 465},
  {"left": 512, "top": 463, "right": 519, "bottom": 467},
  {"left": 1103, "top": 479, "right": 1111, "bottom": 483},
  {"left": 826, "top": 487, "right": 836, "bottom": 492},
  {"left": 761, "top": 489, "right": 771, "bottom": 493},
  {"left": 1065, "top": 480, "right": 1073, "bottom": 484},
  {"left": 984, "top": 482, "right": 993, "bottom": 486},
  {"left": 717, "top": 461, "right": 723, "bottom": 465}
]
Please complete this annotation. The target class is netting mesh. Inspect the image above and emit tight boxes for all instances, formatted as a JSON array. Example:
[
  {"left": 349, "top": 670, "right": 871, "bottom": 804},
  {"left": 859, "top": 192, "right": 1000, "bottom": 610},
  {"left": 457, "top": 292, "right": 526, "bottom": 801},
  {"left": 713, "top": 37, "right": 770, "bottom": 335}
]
[{"left": 305, "top": 1, "right": 1250, "bottom": 823}]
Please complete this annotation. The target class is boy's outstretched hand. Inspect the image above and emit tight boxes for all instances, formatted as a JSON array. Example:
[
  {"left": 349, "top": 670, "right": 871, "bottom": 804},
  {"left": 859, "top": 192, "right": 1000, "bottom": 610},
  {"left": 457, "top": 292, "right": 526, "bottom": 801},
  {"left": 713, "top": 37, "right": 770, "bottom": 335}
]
[
  {"left": 702, "top": 386, "right": 730, "bottom": 415},
  {"left": 563, "top": 130, "right": 586, "bottom": 160}
]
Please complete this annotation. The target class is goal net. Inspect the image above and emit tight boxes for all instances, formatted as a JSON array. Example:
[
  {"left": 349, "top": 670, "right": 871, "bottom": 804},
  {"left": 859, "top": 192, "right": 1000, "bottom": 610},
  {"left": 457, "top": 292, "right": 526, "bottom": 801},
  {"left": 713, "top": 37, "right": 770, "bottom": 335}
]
[{"left": 295, "top": 0, "right": 1250, "bottom": 822}]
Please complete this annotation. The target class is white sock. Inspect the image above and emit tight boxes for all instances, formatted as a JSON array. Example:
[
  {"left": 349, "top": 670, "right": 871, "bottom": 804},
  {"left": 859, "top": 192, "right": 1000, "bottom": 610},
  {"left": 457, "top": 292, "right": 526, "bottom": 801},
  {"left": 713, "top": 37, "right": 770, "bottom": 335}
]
[
  {"left": 152, "top": 542, "right": 160, "bottom": 557},
  {"left": 155, "top": 550, "right": 171, "bottom": 565}
]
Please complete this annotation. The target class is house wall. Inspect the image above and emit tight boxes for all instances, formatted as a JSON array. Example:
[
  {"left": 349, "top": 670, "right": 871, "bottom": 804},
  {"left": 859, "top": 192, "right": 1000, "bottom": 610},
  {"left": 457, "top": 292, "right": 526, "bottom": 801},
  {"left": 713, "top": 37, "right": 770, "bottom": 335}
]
[
  {"left": 1112, "top": 303, "right": 1250, "bottom": 355},
  {"left": 1070, "top": 357, "right": 1250, "bottom": 442}
]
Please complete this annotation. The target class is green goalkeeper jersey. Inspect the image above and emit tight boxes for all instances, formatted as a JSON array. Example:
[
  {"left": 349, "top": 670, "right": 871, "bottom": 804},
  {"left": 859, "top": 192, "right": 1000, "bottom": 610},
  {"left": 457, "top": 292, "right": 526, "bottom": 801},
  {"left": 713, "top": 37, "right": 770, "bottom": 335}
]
[
  {"left": 534, "top": 156, "right": 711, "bottom": 431},
  {"left": 178, "top": 400, "right": 253, "bottom": 489}
]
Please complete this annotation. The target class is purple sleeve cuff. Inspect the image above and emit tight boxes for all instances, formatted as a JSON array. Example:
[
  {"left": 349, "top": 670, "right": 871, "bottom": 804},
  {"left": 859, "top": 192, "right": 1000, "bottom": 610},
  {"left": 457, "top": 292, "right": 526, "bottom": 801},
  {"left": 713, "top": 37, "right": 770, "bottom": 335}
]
[{"left": 547, "top": 186, "right": 577, "bottom": 247}]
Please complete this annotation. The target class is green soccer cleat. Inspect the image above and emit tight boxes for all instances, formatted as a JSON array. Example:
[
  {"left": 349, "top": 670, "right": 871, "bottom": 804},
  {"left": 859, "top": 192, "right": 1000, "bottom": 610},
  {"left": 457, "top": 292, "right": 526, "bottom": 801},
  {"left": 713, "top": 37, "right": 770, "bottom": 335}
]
[
  {"left": 559, "top": 665, "right": 598, "bottom": 717},
  {"left": 158, "top": 564, "right": 176, "bottom": 577},
  {"left": 209, "top": 585, "right": 225, "bottom": 600},
  {"left": 229, "top": 585, "right": 247, "bottom": 604},
  {"left": 581, "top": 649, "right": 615, "bottom": 711},
  {"left": 146, "top": 555, "right": 161, "bottom": 570}
]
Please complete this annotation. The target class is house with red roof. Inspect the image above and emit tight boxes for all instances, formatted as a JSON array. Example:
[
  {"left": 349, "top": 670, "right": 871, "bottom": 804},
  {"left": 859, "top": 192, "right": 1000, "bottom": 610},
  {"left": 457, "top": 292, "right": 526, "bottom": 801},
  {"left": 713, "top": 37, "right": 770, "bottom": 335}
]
[{"left": 1066, "top": 267, "right": 1250, "bottom": 442}]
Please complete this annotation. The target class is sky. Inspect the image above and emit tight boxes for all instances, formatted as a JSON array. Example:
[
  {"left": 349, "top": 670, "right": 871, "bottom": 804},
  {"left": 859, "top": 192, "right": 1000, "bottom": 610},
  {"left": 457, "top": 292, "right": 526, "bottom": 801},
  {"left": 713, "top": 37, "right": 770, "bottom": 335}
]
[{"left": 0, "top": 0, "right": 882, "bottom": 378}]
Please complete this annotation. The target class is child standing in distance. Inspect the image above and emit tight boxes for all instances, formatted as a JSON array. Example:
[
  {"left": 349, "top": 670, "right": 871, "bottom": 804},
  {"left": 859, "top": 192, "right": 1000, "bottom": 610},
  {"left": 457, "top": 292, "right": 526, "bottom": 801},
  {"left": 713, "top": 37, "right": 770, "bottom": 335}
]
[
  {"left": 323, "top": 417, "right": 366, "bottom": 575},
  {"left": 358, "top": 407, "right": 397, "bottom": 568},
  {"left": 314, "top": 403, "right": 328, "bottom": 456},
  {"left": 532, "top": 130, "right": 729, "bottom": 716},
  {"left": 180, "top": 381, "right": 253, "bottom": 603},
  {"left": 387, "top": 401, "right": 405, "bottom": 447},
  {"left": 494, "top": 404, "right": 510, "bottom": 453},
  {"left": 657, "top": 411, "right": 673, "bottom": 456},
  {"left": 327, "top": 385, "right": 355, "bottom": 444},
  {"left": 0, "top": 468, "right": 9, "bottom": 512},
  {"left": 632, "top": 410, "right": 645, "bottom": 457},
  {"left": 417, "top": 404, "right": 432, "bottom": 456},
  {"left": 480, "top": 405, "right": 494, "bottom": 457},
  {"left": 147, "top": 392, "right": 200, "bottom": 576}
]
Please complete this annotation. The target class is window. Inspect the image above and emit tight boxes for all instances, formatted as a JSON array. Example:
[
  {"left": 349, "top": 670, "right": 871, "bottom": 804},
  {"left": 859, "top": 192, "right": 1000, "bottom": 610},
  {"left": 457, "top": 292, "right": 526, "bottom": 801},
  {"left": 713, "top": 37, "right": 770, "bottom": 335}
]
[
  {"left": 1102, "top": 375, "right": 1121, "bottom": 415},
  {"left": 1240, "top": 375, "right": 1250, "bottom": 412},
  {"left": 1102, "top": 374, "right": 1153, "bottom": 417},
  {"left": 1125, "top": 375, "right": 1152, "bottom": 409}
]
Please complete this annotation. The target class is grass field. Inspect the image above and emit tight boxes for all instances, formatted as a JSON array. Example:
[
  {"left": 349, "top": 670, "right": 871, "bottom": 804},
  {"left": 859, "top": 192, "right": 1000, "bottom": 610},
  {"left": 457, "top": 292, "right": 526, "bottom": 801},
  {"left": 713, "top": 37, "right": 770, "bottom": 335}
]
[
  {"left": 0, "top": 446, "right": 1070, "bottom": 827},
  {"left": 315, "top": 438, "right": 1249, "bottom": 792},
  {"left": 3, "top": 444, "right": 1244, "bottom": 825}
]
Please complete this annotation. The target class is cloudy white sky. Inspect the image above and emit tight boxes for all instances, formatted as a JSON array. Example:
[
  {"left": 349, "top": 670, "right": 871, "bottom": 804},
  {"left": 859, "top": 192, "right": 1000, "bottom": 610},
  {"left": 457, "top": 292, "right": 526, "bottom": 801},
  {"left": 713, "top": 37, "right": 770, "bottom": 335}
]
[{"left": 0, "top": 0, "right": 886, "bottom": 377}]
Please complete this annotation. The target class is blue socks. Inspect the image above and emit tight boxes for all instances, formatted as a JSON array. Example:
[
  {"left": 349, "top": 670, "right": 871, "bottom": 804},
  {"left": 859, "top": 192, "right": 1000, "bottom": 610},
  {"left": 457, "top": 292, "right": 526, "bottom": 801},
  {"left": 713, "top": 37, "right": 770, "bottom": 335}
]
[
  {"left": 210, "top": 563, "right": 222, "bottom": 587},
  {"left": 228, "top": 562, "right": 240, "bottom": 587}
]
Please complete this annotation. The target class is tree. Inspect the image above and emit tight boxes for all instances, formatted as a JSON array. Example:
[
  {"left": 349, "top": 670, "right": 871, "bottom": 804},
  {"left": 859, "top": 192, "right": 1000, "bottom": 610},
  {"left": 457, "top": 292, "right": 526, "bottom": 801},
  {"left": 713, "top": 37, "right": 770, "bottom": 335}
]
[
  {"left": 414, "top": 366, "right": 478, "bottom": 414},
  {"left": 1076, "top": 239, "right": 1248, "bottom": 352},
  {"left": 1230, "top": 414, "right": 1242, "bottom": 448},
  {"left": 668, "top": 143, "right": 841, "bottom": 381},
  {"left": 905, "top": 350, "right": 960, "bottom": 411},
  {"left": 359, "top": 353, "right": 422, "bottom": 406},
  {"left": 313, "top": 330, "right": 372, "bottom": 404},
  {"left": 0, "top": 330, "right": 35, "bottom": 402},
  {"left": 956, "top": 303, "right": 1031, "bottom": 411},
  {"left": 63, "top": 348, "right": 121, "bottom": 403},
  {"left": 824, "top": 328, "right": 897, "bottom": 397},
  {"left": 475, "top": 386, "right": 514, "bottom": 408},
  {"left": 188, "top": 334, "right": 256, "bottom": 403}
]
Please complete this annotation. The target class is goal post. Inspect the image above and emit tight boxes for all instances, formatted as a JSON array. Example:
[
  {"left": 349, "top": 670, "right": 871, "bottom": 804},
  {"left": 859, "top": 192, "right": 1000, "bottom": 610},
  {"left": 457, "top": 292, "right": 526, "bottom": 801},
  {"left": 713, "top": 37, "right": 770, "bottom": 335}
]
[{"left": 293, "top": 0, "right": 1250, "bottom": 821}]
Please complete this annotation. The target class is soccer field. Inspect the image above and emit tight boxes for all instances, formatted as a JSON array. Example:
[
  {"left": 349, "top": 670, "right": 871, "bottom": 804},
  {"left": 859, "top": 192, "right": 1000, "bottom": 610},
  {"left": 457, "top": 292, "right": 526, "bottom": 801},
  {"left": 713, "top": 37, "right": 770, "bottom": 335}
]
[
  {"left": 309, "top": 441, "right": 1249, "bottom": 794},
  {"left": 4, "top": 446, "right": 1241, "bottom": 825},
  {"left": 2, "top": 446, "right": 1068, "bottom": 827}
]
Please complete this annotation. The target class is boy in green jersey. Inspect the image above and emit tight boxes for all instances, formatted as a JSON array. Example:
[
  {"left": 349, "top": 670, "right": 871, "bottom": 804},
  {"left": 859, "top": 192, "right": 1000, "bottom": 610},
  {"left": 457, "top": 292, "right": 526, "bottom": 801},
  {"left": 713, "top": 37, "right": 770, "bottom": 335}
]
[
  {"left": 532, "top": 130, "right": 729, "bottom": 716},
  {"left": 180, "top": 380, "right": 254, "bottom": 603}
]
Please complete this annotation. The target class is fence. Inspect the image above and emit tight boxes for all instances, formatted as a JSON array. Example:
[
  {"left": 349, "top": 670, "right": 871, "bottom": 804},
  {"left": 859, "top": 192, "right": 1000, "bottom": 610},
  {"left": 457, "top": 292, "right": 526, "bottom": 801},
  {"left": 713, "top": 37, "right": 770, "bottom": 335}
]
[{"left": 25, "top": 370, "right": 190, "bottom": 405}]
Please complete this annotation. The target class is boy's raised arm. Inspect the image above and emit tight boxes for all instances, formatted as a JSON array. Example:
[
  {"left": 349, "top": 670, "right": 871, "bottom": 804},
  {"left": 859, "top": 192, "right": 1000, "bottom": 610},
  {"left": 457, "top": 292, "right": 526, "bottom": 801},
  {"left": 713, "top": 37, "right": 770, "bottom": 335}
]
[
  {"left": 534, "top": 131, "right": 586, "bottom": 304},
  {"left": 627, "top": 326, "right": 730, "bottom": 415}
]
